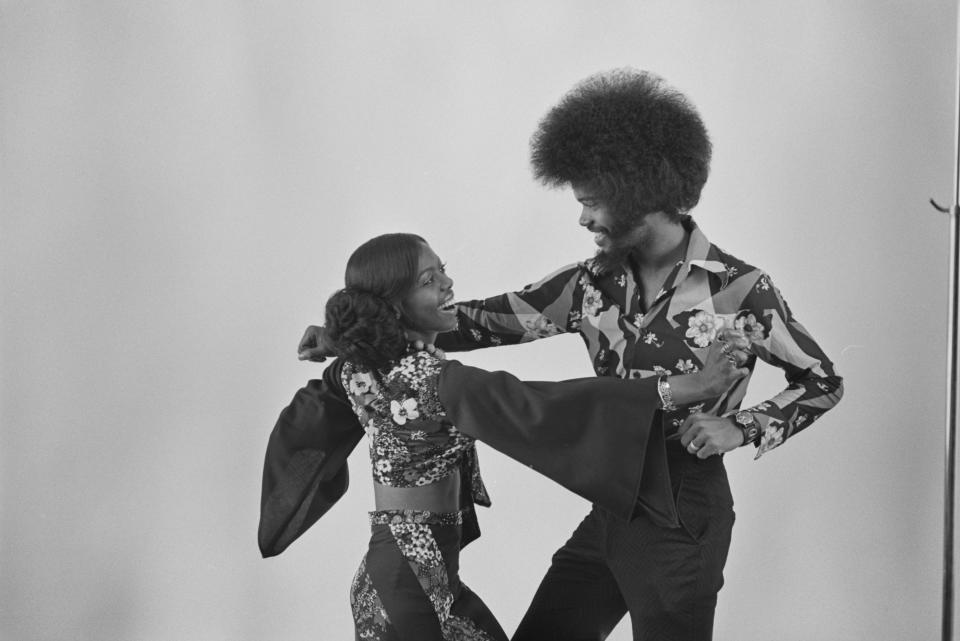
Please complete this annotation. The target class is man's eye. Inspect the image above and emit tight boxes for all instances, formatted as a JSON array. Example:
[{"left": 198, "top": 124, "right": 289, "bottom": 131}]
[{"left": 440, "top": 263, "right": 447, "bottom": 273}]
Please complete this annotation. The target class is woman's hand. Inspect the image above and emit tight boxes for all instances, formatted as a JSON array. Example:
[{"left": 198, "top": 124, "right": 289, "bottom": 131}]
[
  {"left": 695, "top": 329, "right": 752, "bottom": 396},
  {"left": 667, "top": 329, "right": 752, "bottom": 404}
]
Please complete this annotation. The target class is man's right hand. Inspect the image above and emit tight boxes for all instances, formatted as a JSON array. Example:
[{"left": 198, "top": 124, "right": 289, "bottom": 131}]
[{"left": 298, "top": 325, "right": 333, "bottom": 362}]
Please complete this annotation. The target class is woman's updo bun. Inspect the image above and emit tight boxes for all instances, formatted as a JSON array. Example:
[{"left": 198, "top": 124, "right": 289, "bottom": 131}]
[
  {"left": 323, "top": 232, "right": 426, "bottom": 370},
  {"left": 324, "top": 288, "right": 406, "bottom": 370}
]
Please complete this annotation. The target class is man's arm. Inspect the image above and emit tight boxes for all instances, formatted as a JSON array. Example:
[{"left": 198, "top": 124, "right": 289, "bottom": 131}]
[
  {"left": 679, "top": 272, "right": 843, "bottom": 459},
  {"left": 296, "top": 263, "right": 584, "bottom": 359},
  {"left": 733, "top": 272, "right": 844, "bottom": 457},
  {"left": 436, "top": 263, "right": 583, "bottom": 352}
]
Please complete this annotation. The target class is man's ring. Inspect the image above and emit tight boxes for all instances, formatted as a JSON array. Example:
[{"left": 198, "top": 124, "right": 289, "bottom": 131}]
[{"left": 688, "top": 442, "right": 701, "bottom": 451}]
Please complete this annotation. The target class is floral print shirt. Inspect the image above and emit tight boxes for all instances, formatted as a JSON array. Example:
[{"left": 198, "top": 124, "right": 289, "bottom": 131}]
[
  {"left": 440, "top": 220, "right": 843, "bottom": 459},
  {"left": 341, "top": 350, "right": 490, "bottom": 505}
]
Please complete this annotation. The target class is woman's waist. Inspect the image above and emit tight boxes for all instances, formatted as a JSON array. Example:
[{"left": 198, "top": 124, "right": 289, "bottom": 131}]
[{"left": 373, "top": 468, "right": 461, "bottom": 512}]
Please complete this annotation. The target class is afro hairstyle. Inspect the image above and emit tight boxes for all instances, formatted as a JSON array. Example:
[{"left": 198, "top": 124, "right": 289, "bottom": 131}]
[{"left": 530, "top": 69, "right": 712, "bottom": 223}]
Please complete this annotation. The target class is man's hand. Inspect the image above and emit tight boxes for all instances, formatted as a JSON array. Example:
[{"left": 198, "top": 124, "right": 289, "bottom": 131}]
[
  {"left": 297, "top": 325, "right": 333, "bottom": 362},
  {"left": 677, "top": 413, "right": 744, "bottom": 459},
  {"left": 410, "top": 339, "right": 446, "bottom": 359}
]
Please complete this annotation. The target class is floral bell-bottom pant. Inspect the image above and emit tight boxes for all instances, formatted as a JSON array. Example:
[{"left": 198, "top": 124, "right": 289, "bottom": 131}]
[{"left": 350, "top": 509, "right": 507, "bottom": 641}]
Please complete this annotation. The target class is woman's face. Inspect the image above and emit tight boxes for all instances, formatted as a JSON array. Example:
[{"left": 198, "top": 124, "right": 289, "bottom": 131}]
[{"left": 400, "top": 243, "right": 457, "bottom": 343}]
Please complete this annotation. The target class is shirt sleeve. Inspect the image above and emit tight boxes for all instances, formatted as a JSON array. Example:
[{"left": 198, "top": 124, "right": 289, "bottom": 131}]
[
  {"left": 258, "top": 359, "right": 365, "bottom": 558},
  {"left": 732, "top": 273, "right": 844, "bottom": 459},
  {"left": 437, "top": 360, "right": 678, "bottom": 528},
  {"left": 435, "top": 263, "right": 583, "bottom": 352}
]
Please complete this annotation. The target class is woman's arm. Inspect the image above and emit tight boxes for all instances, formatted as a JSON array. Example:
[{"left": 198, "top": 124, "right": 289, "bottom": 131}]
[
  {"left": 258, "top": 358, "right": 365, "bottom": 558},
  {"left": 437, "top": 361, "right": 677, "bottom": 527}
]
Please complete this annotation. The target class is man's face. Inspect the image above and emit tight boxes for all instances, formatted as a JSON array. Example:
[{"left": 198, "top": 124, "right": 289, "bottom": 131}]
[{"left": 572, "top": 183, "right": 649, "bottom": 255}]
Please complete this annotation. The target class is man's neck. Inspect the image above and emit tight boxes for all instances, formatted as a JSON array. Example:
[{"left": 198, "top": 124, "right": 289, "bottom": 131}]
[{"left": 632, "top": 215, "right": 688, "bottom": 272}]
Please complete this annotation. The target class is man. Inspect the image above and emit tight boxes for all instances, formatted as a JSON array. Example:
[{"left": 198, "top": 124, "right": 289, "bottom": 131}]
[{"left": 298, "top": 69, "right": 843, "bottom": 640}]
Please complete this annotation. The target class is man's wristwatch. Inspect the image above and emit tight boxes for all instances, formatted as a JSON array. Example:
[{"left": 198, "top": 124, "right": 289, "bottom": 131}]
[{"left": 732, "top": 410, "right": 761, "bottom": 446}]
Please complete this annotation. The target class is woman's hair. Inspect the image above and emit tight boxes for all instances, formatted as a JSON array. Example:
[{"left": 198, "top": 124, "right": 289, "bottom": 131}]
[
  {"left": 324, "top": 233, "right": 426, "bottom": 370},
  {"left": 530, "top": 68, "right": 712, "bottom": 225}
]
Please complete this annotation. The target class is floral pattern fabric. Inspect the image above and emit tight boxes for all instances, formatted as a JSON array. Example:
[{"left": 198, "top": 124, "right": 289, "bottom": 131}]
[
  {"left": 350, "top": 510, "right": 504, "bottom": 641},
  {"left": 442, "top": 220, "right": 843, "bottom": 459},
  {"left": 341, "top": 350, "right": 490, "bottom": 504}
]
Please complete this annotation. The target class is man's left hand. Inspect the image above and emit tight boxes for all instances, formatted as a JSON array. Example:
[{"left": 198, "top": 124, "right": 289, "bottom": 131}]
[{"left": 677, "top": 413, "right": 743, "bottom": 459}]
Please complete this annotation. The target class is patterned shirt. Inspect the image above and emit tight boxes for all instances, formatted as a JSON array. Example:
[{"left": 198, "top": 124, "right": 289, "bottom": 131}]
[
  {"left": 442, "top": 221, "right": 843, "bottom": 459},
  {"left": 340, "top": 350, "right": 490, "bottom": 504}
]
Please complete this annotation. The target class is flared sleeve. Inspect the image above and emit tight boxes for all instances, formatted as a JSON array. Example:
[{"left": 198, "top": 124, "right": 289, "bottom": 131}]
[
  {"left": 258, "top": 359, "right": 365, "bottom": 557},
  {"left": 437, "top": 361, "right": 678, "bottom": 527}
]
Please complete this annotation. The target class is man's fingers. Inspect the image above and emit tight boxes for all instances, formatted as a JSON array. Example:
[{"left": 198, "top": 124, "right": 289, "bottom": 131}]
[
  {"left": 696, "top": 444, "right": 716, "bottom": 459},
  {"left": 676, "top": 414, "right": 697, "bottom": 438},
  {"left": 679, "top": 414, "right": 706, "bottom": 447},
  {"left": 297, "top": 325, "right": 335, "bottom": 362},
  {"left": 298, "top": 347, "right": 328, "bottom": 362},
  {"left": 298, "top": 325, "right": 320, "bottom": 352},
  {"left": 686, "top": 433, "right": 710, "bottom": 456}
]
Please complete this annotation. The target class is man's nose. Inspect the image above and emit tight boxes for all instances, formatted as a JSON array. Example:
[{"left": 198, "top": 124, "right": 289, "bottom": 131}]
[{"left": 579, "top": 207, "right": 593, "bottom": 228}]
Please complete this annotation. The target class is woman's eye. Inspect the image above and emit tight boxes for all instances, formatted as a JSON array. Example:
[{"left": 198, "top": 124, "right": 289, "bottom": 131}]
[{"left": 440, "top": 263, "right": 447, "bottom": 273}]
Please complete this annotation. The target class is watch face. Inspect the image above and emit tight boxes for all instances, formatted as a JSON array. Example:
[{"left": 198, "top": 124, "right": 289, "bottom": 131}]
[{"left": 735, "top": 412, "right": 760, "bottom": 441}]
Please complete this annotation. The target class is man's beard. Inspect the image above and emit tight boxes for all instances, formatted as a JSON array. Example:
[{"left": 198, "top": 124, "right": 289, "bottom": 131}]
[
  {"left": 593, "top": 242, "right": 634, "bottom": 274},
  {"left": 592, "top": 215, "right": 646, "bottom": 274}
]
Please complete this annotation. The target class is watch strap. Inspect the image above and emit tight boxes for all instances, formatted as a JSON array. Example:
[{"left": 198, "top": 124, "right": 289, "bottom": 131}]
[{"left": 733, "top": 410, "right": 761, "bottom": 446}]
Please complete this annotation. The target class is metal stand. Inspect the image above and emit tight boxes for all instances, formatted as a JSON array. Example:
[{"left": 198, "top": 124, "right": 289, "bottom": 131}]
[
  {"left": 945, "top": 197, "right": 959, "bottom": 641},
  {"left": 941, "top": 7, "right": 960, "bottom": 637}
]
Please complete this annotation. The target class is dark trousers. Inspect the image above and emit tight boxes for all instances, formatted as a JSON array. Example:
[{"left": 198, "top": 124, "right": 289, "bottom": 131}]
[{"left": 513, "top": 446, "right": 735, "bottom": 641}]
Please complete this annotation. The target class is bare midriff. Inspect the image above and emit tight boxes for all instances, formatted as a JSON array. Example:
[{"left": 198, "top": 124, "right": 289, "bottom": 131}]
[{"left": 373, "top": 467, "right": 461, "bottom": 512}]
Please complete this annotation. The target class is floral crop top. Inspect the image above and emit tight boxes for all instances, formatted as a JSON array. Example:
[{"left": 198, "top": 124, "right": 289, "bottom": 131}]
[{"left": 340, "top": 350, "right": 490, "bottom": 506}]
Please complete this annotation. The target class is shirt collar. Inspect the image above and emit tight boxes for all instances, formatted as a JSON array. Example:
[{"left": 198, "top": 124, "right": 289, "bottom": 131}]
[{"left": 662, "top": 219, "right": 730, "bottom": 292}]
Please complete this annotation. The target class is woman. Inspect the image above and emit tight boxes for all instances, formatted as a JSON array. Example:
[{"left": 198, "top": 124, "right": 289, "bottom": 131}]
[{"left": 260, "top": 233, "right": 750, "bottom": 641}]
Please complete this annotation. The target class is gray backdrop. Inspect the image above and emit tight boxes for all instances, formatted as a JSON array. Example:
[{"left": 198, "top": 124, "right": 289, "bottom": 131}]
[{"left": 2, "top": 1, "right": 955, "bottom": 639}]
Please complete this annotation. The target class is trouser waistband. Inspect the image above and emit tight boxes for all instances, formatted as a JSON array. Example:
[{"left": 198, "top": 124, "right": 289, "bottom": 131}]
[{"left": 368, "top": 508, "right": 463, "bottom": 527}]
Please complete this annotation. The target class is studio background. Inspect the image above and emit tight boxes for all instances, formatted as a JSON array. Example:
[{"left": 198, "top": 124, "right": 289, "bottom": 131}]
[{"left": 2, "top": 2, "right": 955, "bottom": 640}]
